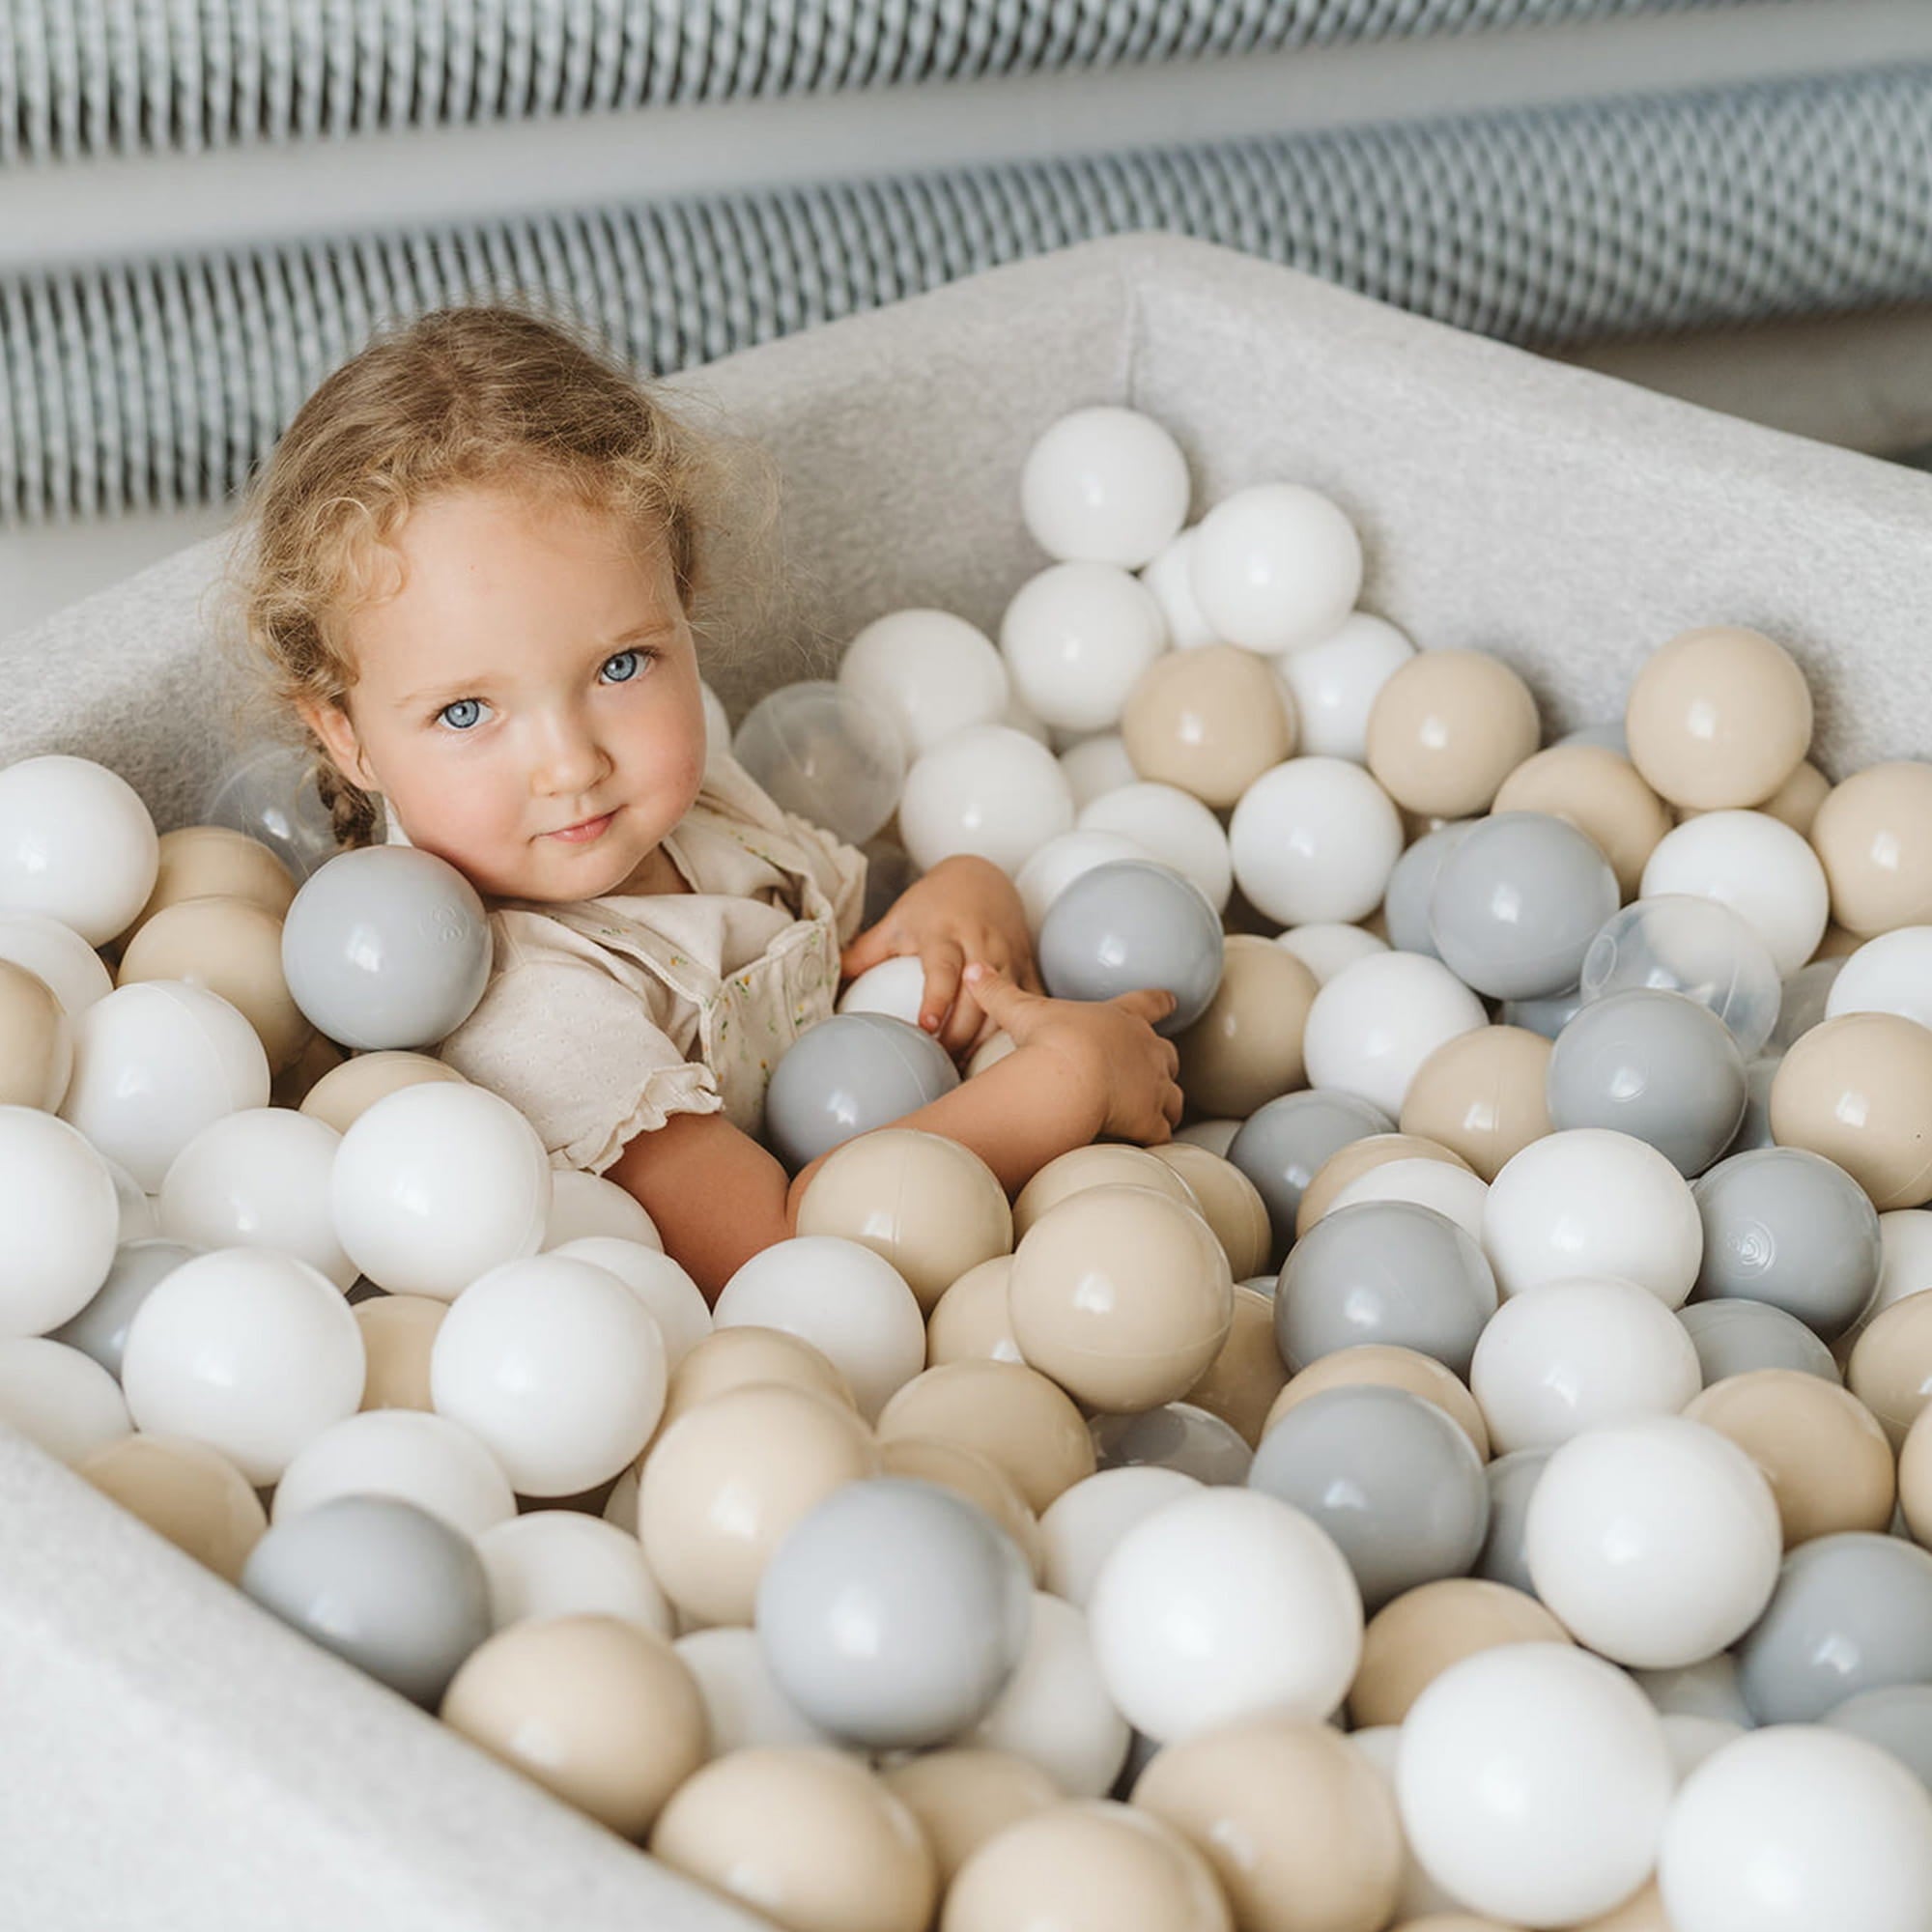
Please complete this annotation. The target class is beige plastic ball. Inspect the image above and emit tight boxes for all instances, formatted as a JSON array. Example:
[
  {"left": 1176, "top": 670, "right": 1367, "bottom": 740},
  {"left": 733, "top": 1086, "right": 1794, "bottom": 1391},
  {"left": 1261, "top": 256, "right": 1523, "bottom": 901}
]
[
  {"left": 1181, "top": 1286, "right": 1289, "bottom": 1449},
  {"left": 1297, "top": 1134, "right": 1471, "bottom": 1239},
  {"left": 879, "top": 1747, "right": 1062, "bottom": 1889},
  {"left": 1846, "top": 1294, "right": 1932, "bottom": 1447},
  {"left": 440, "top": 1612, "right": 706, "bottom": 1838},
  {"left": 1624, "top": 625, "right": 1812, "bottom": 811},
  {"left": 1364, "top": 651, "right": 1541, "bottom": 819},
  {"left": 1685, "top": 1368, "right": 1895, "bottom": 1545},
  {"left": 1174, "top": 936, "right": 1319, "bottom": 1120},
  {"left": 1151, "top": 1143, "right": 1272, "bottom": 1282},
  {"left": 657, "top": 1325, "right": 857, "bottom": 1436},
  {"left": 0, "top": 957, "right": 71, "bottom": 1109},
  {"left": 1491, "top": 744, "right": 1671, "bottom": 899},
  {"left": 1770, "top": 1012, "right": 1932, "bottom": 1207},
  {"left": 1812, "top": 923, "right": 1865, "bottom": 962},
  {"left": 355, "top": 1293, "right": 447, "bottom": 1412},
  {"left": 1575, "top": 1882, "right": 1674, "bottom": 1932},
  {"left": 134, "top": 825, "right": 297, "bottom": 932},
  {"left": 1009, "top": 1184, "right": 1235, "bottom": 1414},
  {"left": 1679, "top": 760, "right": 1830, "bottom": 839},
  {"left": 1013, "top": 1144, "right": 1197, "bottom": 1239},
  {"left": 1898, "top": 1403, "right": 1932, "bottom": 1546},
  {"left": 77, "top": 1432, "right": 268, "bottom": 1583},
  {"left": 117, "top": 895, "right": 311, "bottom": 1072},
  {"left": 270, "top": 1030, "right": 346, "bottom": 1110},
  {"left": 1348, "top": 1578, "right": 1571, "bottom": 1728},
  {"left": 298, "top": 1049, "right": 468, "bottom": 1135},
  {"left": 1121, "top": 645, "right": 1297, "bottom": 810},
  {"left": 926, "top": 1256, "right": 1024, "bottom": 1367},
  {"left": 1264, "top": 1345, "right": 1490, "bottom": 1460},
  {"left": 636, "top": 1382, "right": 880, "bottom": 1628},
  {"left": 1400, "top": 1027, "right": 1553, "bottom": 1183},
  {"left": 880, "top": 1435, "right": 1045, "bottom": 1582},
  {"left": 1134, "top": 1717, "right": 1403, "bottom": 1932},
  {"left": 944, "top": 1800, "right": 1232, "bottom": 1932},
  {"left": 876, "top": 1360, "right": 1095, "bottom": 1513},
  {"left": 1810, "top": 761, "right": 1932, "bottom": 936},
  {"left": 796, "top": 1128, "right": 1013, "bottom": 1313},
  {"left": 652, "top": 1747, "right": 937, "bottom": 1932}
]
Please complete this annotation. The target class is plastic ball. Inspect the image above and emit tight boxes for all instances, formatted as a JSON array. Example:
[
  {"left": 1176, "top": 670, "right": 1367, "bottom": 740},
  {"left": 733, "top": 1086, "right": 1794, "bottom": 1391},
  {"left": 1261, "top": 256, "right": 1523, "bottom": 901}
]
[
  {"left": 204, "top": 744, "right": 342, "bottom": 881},
  {"left": 77, "top": 1432, "right": 266, "bottom": 1582},
  {"left": 836, "top": 953, "right": 927, "bottom": 1027},
  {"left": 999, "top": 562, "right": 1169, "bottom": 734},
  {"left": 1273, "top": 921, "right": 1389, "bottom": 986},
  {"left": 0, "top": 910, "right": 112, "bottom": 1019},
  {"left": 1139, "top": 527, "right": 1219, "bottom": 650},
  {"left": 355, "top": 1293, "right": 444, "bottom": 1410},
  {"left": 48, "top": 1236, "right": 198, "bottom": 1377},
  {"left": 0, "top": 957, "right": 71, "bottom": 1110},
  {"left": 1077, "top": 781, "right": 1234, "bottom": 911},
  {"left": 1174, "top": 1284, "right": 1285, "bottom": 1446},
  {"left": 763, "top": 1011, "right": 962, "bottom": 1171},
  {"left": 1021, "top": 406, "right": 1191, "bottom": 568},
  {"left": 1039, "top": 1467, "right": 1204, "bottom": 1607},
  {"left": 1810, "top": 760, "right": 1932, "bottom": 937},
  {"left": 1037, "top": 859, "right": 1224, "bottom": 1035},
  {"left": 1492, "top": 742, "right": 1673, "bottom": 900},
  {"left": 879, "top": 1749, "right": 1061, "bottom": 1890},
  {"left": 1364, "top": 650, "right": 1541, "bottom": 820},
  {"left": 1326, "top": 1156, "right": 1489, "bottom": 1247},
  {"left": 1226, "top": 1089, "right": 1396, "bottom": 1265},
  {"left": 1015, "top": 829, "right": 1148, "bottom": 932},
  {"left": 1825, "top": 1686, "right": 1932, "bottom": 1794},
  {"left": 1769, "top": 1012, "right": 1932, "bottom": 1208},
  {"left": 1829, "top": 924, "right": 1932, "bottom": 1031},
  {"left": 659, "top": 1324, "right": 858, "bottom": 1432},
  {"left": 1269, "top": 1344, "right": 1491, "bottom": 1462},
  {"left": 0, "top": 753, "right": 159, "bottom": 945},
  {"left": 877, "top": 1360, "right": 1094, "bottom": 1514},
  {"left": 1229, "top": 757, "right": 1404, "bottom": 925},
  {"left": 1188, "top": 482, "right": 1363, "bottom": 654},
  {"left": 0, "top": 1105, "right": 119, "bottom": 1336},
  {"left": 733, "top": 678, "right": 908, "bottom": 846},
  {"left": 1120, "top": 645, "right": 1294, "bottom": 809},
  {"left": 1640, "top": 810, "right": 1830, "bottom": 978},
  {"left": 880, "top": 1436, "right": 1044, "bottom": 1583},
  {"left": 1348, "top": 1577, "right": 1570, "bottom": 1729},
  {"left": 1848, "top": 1294, "right": 1932, "bottom": 1445},
  {"left": 1088, "top": 1486, "right": 1362, "bottom": 1744},
  {"left": 673, "top": 1625, "right": 842, "bottom": 1754},
  {"left": 330, "top": 1081, "right": 551, "bottom": 1299},
  {"left": 1579, "top": 894, "right": 1782, "bottom": 1057},
  {"left": 1090, "top": 1403, "right": 1252, "bottom": 1486},
  {"left": 1677, "top": 1299, "right": 1839, "bottom": 1384},
  {"left": 1399, "top": 1025, "right": 1553, "bottom": 1181},
  {"left": 119, "top": 895, "right": 310, "bottom": 1073},
  {"left": 838, "top": 609, "right": 1010, "bottom": 758},
  {"left": 1276, "top": 611, "right": 1416, "bottom": 763},
  {"left": 134, "top": 822, "right": 297, "bottom": 930},
  {"left": 270, "top": 1406, "right": 516, "bottom": 1539},
  {"left": 1150, "top": 1143, "right": 1274, "bottom": 1284},
  {"left": 296, "top": 1048, "right": 466, "bottom": 1135},
  {"left": 0, "top": 1335, "right": 129, "bottom": 1465},
  {"left": 1302, "top": 952, "right": 1487, "bottom": 1120},
  {"left": 925, "top": 1257, "right": 1025, "bottom": 1367},
  {"left": 1380, "top": 821, "right": 1473, "bottom": 960},
  {"left": 474, "top": 1513, "right": 667, "bottom": 1637},
  {"left": 1059, "top": 731, "right": 1140, "bottom": 810}
]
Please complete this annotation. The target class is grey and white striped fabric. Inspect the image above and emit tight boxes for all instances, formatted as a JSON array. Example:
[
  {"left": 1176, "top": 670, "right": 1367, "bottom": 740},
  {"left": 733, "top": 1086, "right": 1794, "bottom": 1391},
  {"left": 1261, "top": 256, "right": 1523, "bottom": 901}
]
[
  {"left": 2, "top": 0, "right": 1747, "bottom": 163},
  {"left": 6, "top": 61, "right": 1931, "bottom": 526}
]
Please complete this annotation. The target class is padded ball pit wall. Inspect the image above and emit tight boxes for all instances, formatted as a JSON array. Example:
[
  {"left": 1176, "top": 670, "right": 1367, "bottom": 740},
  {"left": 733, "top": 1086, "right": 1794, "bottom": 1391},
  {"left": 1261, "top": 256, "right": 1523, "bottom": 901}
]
[{"left": 5, "top": 230, "right": 1932, "bottom": 1922}]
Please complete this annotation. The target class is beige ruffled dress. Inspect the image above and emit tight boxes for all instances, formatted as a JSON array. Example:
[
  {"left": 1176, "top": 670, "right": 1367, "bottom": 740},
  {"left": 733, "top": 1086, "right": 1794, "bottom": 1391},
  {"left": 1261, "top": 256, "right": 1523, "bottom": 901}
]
[{"left": 387, "top": 753, "right": 867, "bottom": 1174}]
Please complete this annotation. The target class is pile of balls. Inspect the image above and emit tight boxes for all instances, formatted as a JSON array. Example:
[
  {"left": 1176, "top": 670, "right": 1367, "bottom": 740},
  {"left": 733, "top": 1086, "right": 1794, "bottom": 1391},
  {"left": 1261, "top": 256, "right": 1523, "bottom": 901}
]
[{"left": 4, "top": 401, "right": 1932, "bottom": 1932}]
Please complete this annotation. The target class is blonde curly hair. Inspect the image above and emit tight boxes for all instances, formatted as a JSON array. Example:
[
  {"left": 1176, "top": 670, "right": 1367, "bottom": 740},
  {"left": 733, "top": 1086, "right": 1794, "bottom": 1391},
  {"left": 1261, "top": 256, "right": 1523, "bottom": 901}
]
[{"left": 233, "top": 305, "right": 740, "bottom": 847}]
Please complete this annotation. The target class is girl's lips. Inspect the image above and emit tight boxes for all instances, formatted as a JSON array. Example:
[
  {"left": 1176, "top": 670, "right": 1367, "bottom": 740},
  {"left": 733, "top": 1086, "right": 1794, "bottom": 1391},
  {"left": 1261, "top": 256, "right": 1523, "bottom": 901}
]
[{"left": 549, "top": 811, "right": 614, "bottom": 843}]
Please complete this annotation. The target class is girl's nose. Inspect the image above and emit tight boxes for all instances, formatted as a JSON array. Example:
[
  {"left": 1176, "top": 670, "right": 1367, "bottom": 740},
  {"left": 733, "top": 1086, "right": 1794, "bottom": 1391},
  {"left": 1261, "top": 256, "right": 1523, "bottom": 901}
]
[{"left": 531, "top": 716, "right": 610, "bottom": 796}]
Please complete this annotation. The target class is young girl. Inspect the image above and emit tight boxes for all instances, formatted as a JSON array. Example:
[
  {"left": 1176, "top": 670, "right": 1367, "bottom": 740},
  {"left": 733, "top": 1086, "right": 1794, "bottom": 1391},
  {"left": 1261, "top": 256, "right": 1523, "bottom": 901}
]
[{"left": 240, "top": 306, "right": 1182, "bottom": 1296}]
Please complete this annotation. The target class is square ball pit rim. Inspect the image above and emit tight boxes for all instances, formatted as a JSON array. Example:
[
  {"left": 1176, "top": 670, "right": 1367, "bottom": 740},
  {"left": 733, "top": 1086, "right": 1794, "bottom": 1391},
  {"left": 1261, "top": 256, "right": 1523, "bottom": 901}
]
[{"left": 4, "top": 234, "right": 1932, "bottom": 1930}]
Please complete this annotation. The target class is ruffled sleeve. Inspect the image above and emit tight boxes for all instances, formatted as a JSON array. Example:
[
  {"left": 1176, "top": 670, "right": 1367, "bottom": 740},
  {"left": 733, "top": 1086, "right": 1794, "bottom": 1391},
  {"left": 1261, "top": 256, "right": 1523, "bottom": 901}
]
[{"left": 437, "top": 930, "right": 723, "bottom": 1176}]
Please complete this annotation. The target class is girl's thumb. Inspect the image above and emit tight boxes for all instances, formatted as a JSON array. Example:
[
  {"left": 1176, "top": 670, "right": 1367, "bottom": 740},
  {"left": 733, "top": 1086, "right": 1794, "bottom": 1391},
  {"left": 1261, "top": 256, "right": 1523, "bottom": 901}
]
[{"left": 963, "top": 960, "right": 1028, "bottom": 1023}]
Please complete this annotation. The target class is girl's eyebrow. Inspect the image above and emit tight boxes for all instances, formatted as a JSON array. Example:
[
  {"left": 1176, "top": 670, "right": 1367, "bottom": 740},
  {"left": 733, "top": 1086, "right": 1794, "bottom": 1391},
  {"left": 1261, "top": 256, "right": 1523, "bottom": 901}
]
[{"left": 395, "top": 622, "right": 673, "bottom": 709}]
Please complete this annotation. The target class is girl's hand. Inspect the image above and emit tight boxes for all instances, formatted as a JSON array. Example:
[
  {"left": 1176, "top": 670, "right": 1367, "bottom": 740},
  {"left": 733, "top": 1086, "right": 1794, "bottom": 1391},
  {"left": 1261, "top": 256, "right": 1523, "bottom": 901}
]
[
  {"left": 840, "top": 855, "right": 1041, "bottom": 1056},
  {"left": 962, "top": 961, "right": 1184, "bottom": 1146}
]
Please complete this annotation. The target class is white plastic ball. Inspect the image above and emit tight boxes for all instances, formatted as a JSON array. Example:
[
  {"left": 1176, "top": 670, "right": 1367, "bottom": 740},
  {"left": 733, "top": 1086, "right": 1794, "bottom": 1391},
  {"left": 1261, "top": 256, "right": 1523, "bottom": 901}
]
[
  {"left": 1828, "top": 926, "right": 1932, "bottom": 1031},
  {"left": 1272, "top": 922, "right": 1390, "bottom": 985},
  {"left": 1525, "top": 1415, "right": 1782, "bottom": 1668},
  {"left": 1276, "top": 613, "right": 1417, "bottom": 762},
  {"left": 1640, "top": 810, "right": 1831, "bottom": 978},
  {"left": 713, "top": 1236, "right": 924, "bottom": 1422},
  {"left": 270, "top": 1406, "right": 517, "bottom": 1539},
  {"left": 731, "top": 679, "right": 907, "bottom": 846},
  {"left": 673, "top": 1626, "right": 843, "bottom": 1754},
  {"left": 1662, "top": 1713, "right": 1747, "bottom": 1782},
  {"left": 158, "top": 1106, "right": 353, "bottom": 1290},
  {"left": 1038, "top": 1466, "right": 1202, "bottom": 1608},
  {"left": 1087, "top": 1486, "right": 1363, "bottom": 1745},
  {"left": 1482, "top": 1128, "right": 1703, "bottom": 1306},
  {"left": 1302, "top": 952, "right": 1488, "bottom": 1119},
  {"left": 105, "top": 1157, "right": 156, "bottom": 1242},
  {"left": 1021, "top": 406, "right": 1191, "bottom": 569},
  {"left": 1396, "top": 1642, "right": 1675, "bottom": 1927},
  {"left": 838, "top": 609, "right": 1010, "bottom": 758},
  {"left": 330, "top": 1082, "right": 551, "bottom": 1300},
  {"left": 476, "top": 1509, "right": 673, "bottom": 1637},
  {"left": 999, "top": 562, "right": 1169, "bottom": 733},
  {"left": 429, "top": 1254, "right": 668, "bottom": 1497},
  {"left": 968, "top": 1590, "right": 1129, "bottom": 1798},
  {"left": 1016, "top": 830, "right": 1148, "bottom": 933},
  {"left": 541, "top": 1167, "right": 662, "bottom": 1251},
  {"left": 837, "top": 954, "right": 928, "bottom": 1027},
  {"left": 1230, "top": 757, "right": 1404, "bottom": 924},
  {"left": 119, "top": 1248, "right": 365, "bottom": 1485},
  {"left": 0, "top": 1105, "right": 119, "bottom": 1336},
  {"left": 60, "top": 980, "right": 271, "bottom": 1191},
  {"left": 0, "top": 754, "right": 159, "bottom": 946},
  {"left": 898, "top": 724, "right": 1075, "bottom": 878},
  {"left": 1347, "top": 1726, "right": 1464, "bottom": 1921},
  {"left": 1658, "top": 1727, "right": 1932, "bottom": 1932},
  {"left": 1059, "top": 733, "right": 1140, "bottom": 810},
  {"left": 1470, "top": 1273, "right": 1703, "bottom": 1456},
  {"left": 0, "top": 910, "right": 114, "bottom": 1017},
  {"left": 1077, "top": 782, "right": 1233, "bottom": 912},
  {"left": 0, "top": 1336, "right": 130, "bottom": 1463},
  {"left": 1329, "top": 1158, "right": 1489, "bottom": 1245},
  {"left": 1189, "top": 483, "right": 1364, "bottom": 655},
  {"left": 550, "top": 1236, "right": 711, "bottom": 1374},
  {"left": 1139, "top": 527, "right": 1220, "bottom": 650}
]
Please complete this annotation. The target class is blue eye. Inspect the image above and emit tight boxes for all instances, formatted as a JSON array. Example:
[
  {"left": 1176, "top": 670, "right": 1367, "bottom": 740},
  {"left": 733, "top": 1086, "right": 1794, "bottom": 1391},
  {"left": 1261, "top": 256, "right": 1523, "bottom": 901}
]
[
  {"left": 439, "top": 697, "right": 484, "bottom": 730},
  {"left": 601, "top": 650, "right": 642, "bottom": 684}
]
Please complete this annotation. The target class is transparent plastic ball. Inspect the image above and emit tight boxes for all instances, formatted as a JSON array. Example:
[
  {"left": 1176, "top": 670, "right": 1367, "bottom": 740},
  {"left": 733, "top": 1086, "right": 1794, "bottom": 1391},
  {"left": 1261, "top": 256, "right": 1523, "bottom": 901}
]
[
  {"left": 731, "top": 680, "right": 907, "bottom": 847},
  {"left": 1578, "top": 895, "right": 1782, "bottom": 1059},
  {"left": 203, "top": 745, "right": 342, "bottom": 882}
]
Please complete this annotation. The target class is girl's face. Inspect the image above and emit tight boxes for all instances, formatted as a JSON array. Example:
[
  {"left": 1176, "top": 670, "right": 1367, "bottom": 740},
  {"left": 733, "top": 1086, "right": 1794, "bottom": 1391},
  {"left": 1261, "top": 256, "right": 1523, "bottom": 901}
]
[{"left": 303, "top": 484, "right": 708, "bottom": 902}]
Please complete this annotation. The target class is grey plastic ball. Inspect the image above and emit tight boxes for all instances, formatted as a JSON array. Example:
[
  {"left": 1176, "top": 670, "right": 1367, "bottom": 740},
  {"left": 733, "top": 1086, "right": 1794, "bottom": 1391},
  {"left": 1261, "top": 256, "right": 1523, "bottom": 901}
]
[
  {"left": 1037, "top": 860, "right": 1225, "bottom": 1036},
  {"left": 241, "top": 1493, "right": 492, "bottom": 1708},
  {"left": 763, "top": 1011, "right": 961, "bottom": 1170},
  {"left": 1722, "top": 1057, "right": 1780, "bottom": 1158},
  {"left": 754, "top": 1477, "right": 1033, "bottom": 1749},
  {"left": 1226, "top": 1089, "right": 1395, "bottom": 1268},
  {"left": 1501, "top": 984, "right": 1587, "bottom": 1039},
  {"left": 1769, "top": 958, "right": 1844, "bottom": 1055},
  {"left": 1678, "top": 1299, "right": 1840, "bottom": 1385},
  {"left": 1247, "top": 1383, "right": 1490, "bottom": 1610},
  {"left": 1092, "top": 1403, "right": 1254, "bottom": 1486},
  {"left": 281, "top": 845, "right": 492, "bottom": 1051},
  {"left": 1546, "top": 988, "right": 1747, "bottom": 1176},
  {"left": 49, "top": 1237, "right": 200, "bottom": 1378},
  {"left": 732, "top": 680, "right": 907, "bottom": 846},
  {"left": 1825, "top": 1686, "right": 1932, "bottom": 1791},
  {"left": 1692, "top": 1147, "right": 1883, "bottom": 1340},
  {"left": 1428, "top": 811, "right": 1619, "bottom": 1001},
  {"left": 1736, "top": 1532, "right": 1932, "bottom": 1724},
  {"left": 1274, "top": 1199, "right": 1497, "bottom": 1378},
  {"left": 1476, "top": 1447, "right": 1551, "bottom": 1597},
  {"left": 1381, "top": 822, "right": 1474, "bottom": 958}
]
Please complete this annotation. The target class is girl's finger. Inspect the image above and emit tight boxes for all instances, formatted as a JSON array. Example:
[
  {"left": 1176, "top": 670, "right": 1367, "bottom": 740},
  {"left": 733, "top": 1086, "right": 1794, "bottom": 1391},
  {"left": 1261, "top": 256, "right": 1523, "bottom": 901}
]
[
  {"left": 839, "top": 920, "right": 897, "bottom": 981},
  {"left": 919, "top": 942, "right": 965, "bottom": 1038},
  {"left": 961, "top": 960, "right": 1039, "bottom": 1033},
  {"left": 1113, "top": 984, "right": 1179, "bottom": 1028},
  {"left": 939, "top": 977, "right": 988, "bottom": 1058},
  {"left": 1161, "top": 1082, "right": 1185, "bottom": 1129}
]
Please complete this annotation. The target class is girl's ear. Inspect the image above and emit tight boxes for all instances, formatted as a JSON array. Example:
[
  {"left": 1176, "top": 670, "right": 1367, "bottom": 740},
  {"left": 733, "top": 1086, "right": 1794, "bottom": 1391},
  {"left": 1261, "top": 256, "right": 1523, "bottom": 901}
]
[{"left": 297, "top": 696, "right": 381, "bottom": 794}]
